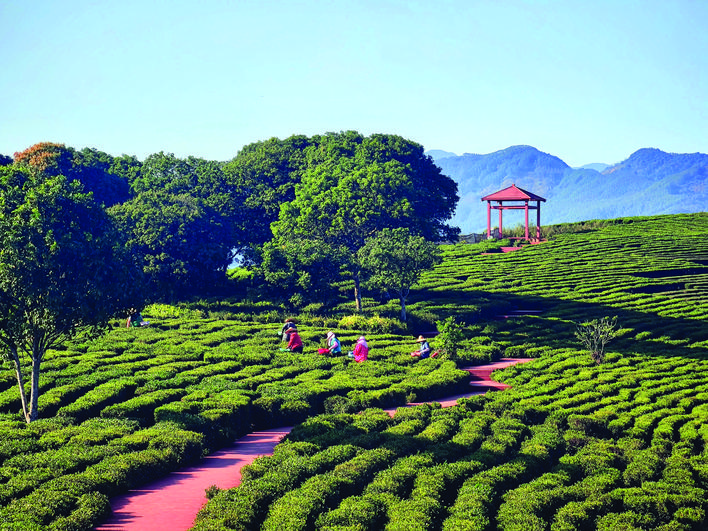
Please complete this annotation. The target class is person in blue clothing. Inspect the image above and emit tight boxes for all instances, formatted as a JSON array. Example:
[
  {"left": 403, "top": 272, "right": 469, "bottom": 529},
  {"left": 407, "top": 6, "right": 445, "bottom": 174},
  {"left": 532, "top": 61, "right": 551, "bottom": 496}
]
[
  {"left": 325, "top": 331, "right": 341, "bottom": 355},
  {"left": 318, "top": 331, "right": 342, "bottom": 355},
  {"left": 410, "top": 335, "right": 432, "bottom": 358},
  {"left": 280, "top": 318, "right": 297, "bottom": 341}
]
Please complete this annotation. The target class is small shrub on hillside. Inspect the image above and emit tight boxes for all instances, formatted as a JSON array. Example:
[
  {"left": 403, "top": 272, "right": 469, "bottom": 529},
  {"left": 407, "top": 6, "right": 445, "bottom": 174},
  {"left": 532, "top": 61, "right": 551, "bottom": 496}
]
[
  {"left": 364, "top": 314, "right": 401, "bottom": 334},
  {"left": 574, "top": 316, "right": 619, "bottom": 365},
  {"left": 456, "top": 344, "right": 503, "bottom": 364},
  {"left": 337, "top": 314, "right": 402, "bottom": 334},
  {"left": 143, "top": 303, "right": 205, "bottom": 320},
  {"left": 434, "top": 317, "right": 465, "bottom": 359},
  {"left": 205, "top": 484, "right": 221, "bottom": 500},
  {"left": 338, "top": 314, "right": 367, "bottom": 330}
]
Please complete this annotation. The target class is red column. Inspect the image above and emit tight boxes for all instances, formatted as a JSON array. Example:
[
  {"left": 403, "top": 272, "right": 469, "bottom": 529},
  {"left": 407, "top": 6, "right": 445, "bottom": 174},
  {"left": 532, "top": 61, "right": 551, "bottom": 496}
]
[
  {"left": 487, "top": 202, "right": 491, "bottom": 239},
  {"left": 536, "top": 202, "right": 542, "bottom": 240},
  {"left": 498, "top": 202, "right": 503, "bottom": 239},
  {"left": 524, "top": 201, "right": 529, "bottom": 240}
]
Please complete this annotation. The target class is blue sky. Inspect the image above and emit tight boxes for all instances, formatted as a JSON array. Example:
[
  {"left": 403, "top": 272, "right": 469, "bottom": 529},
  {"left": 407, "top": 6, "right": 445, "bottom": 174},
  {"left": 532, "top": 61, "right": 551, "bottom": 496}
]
[{"left": 1, "top": 0, "right": 706, "bottom": 167}]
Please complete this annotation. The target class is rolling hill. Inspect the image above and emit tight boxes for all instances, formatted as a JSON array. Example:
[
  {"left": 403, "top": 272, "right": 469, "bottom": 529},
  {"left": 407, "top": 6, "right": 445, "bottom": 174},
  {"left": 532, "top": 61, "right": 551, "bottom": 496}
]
[{"left": 429, "top": 146, "right": 708, "bottom": 234}]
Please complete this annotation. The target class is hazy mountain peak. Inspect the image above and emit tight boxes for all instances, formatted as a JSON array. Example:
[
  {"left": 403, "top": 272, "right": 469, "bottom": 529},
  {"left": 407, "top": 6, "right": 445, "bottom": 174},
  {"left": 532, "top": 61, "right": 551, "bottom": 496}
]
[
  {"left": 429, "top": 145, "right": 708, "bottom": 233},
  {"left": 425, "top": 149, "right": 457, "bottom": 160}
]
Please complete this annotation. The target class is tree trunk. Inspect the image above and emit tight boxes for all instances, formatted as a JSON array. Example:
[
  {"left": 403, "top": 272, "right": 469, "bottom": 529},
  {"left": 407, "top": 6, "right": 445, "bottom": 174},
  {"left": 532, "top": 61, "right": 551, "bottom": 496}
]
[
  {"left": 29, "top": 354, "right": 41, "bottom": 422},
  {"left": 353, "top": 272, "right": 362, "bottom": 311},
  {"left": 398, "top": 287, "right": 409, "bottom": 322},
  {"left": 9, "top": 346, "right": 31, "bottom": 423}
]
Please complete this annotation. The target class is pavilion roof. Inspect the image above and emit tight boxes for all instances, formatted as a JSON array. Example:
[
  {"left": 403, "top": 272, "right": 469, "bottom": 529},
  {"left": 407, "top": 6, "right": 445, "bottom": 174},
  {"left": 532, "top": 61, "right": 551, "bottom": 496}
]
[{"left": 481, "top": 184, "right": 546, "bottom": 202}]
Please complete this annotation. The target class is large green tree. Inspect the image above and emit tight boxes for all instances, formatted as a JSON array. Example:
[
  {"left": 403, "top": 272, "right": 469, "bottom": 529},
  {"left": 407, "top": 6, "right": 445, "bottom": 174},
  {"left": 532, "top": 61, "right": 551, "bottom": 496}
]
[
  {"left": 358, "top": 227, "right": 442, "bottom": 321},
  {"left": 113, "top": 152, "right": 242, "bottom": 298},
  {"left": 259, "top": 236, "right": 346, "bottom": 308},
  {"left": 109, "top": 190, "right": 235, "bottom": 300},
  {"left": 0, "top": 165, "right": 140, "bottom": 422},
  {"left": 270, "top": 132, "right": 459, "bottom": 310}
]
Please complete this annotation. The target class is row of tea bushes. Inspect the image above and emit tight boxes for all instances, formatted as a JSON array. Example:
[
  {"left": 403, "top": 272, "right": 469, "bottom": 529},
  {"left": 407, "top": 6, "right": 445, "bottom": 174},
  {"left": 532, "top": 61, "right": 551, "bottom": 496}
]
[
  {"left": 0, "top": 318, "right": 482, "bottom": 529},
  {"left": 194, "top": 340, "right": 708, "bottom": 530},
  {"left": 0, "top": 419, "right": 203, "bottom": 530}
]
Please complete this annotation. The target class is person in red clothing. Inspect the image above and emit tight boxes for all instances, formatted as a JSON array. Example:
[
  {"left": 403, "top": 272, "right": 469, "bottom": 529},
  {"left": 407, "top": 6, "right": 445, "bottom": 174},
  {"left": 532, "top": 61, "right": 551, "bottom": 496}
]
[
  {"left": 286, "top": 327, "right": 303, "bottom": 353},
  {"left": 347, "top": 336, "right": 368, "bottom": 362}
]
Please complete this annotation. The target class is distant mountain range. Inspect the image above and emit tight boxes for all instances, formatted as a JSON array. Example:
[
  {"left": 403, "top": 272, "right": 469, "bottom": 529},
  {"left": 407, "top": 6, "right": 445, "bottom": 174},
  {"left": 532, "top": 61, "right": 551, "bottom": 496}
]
[{"left": 427, "top": 146, "right": 708, "bottom": 234}]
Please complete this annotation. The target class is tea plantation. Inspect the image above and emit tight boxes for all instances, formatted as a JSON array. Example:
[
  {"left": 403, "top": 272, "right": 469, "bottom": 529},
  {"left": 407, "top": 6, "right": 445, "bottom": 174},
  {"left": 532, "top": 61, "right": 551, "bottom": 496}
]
[{"left": 1, "top": 213, "right": 707, "bottom": 530}]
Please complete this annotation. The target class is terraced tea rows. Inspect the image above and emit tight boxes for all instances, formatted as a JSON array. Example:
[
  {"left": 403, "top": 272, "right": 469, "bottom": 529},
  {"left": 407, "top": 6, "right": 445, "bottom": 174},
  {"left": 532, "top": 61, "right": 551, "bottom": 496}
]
[
  {"left": 195, "top": 346, "right": 708, "bottom": 530},
  {"left": 0, "top": 213, "right": 706, "bottom": 529},
  {"left": 0, "top": 319, "right": 473, "bottom": 529},
  {"left": 193, "top": 213, "right": 708, "bottom": 530}
]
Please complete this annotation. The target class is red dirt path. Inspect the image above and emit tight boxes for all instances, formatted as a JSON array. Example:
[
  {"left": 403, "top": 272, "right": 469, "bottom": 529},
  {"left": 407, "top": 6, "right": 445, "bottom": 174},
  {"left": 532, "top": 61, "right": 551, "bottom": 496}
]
[
  {"left": 391, "top": 357, "right": 533, "bottom": 411},
  {"left": 94, "top": 427, "right": 292, "bottom": 531},
  {"left": 94, "top": 358, "right": 531, "bottom": 530}
]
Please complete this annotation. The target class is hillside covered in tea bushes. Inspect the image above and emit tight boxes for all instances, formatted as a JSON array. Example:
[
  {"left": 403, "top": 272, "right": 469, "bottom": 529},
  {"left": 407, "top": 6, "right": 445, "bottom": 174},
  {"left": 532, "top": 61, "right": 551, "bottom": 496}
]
[{"left": 0, "top": 213, "right": 707, "bottom": 530}]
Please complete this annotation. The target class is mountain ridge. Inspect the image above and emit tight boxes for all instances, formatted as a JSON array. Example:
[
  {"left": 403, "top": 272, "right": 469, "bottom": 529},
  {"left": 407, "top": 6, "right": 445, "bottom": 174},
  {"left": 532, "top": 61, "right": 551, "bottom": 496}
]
[{"left": 427, "top": 146, "right": 708, "bottom": 234}]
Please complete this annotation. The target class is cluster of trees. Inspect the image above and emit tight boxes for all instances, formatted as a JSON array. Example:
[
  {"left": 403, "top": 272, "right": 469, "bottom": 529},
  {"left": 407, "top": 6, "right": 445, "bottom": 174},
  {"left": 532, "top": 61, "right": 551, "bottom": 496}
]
[{"left": 0, "top": 132, "right": 459, "bottom": 422}]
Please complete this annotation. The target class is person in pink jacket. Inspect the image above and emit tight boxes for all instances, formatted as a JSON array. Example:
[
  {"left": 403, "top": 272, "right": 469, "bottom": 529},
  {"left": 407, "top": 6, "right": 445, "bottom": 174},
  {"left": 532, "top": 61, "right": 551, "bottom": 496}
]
[
  {"left": 347, "top": 336, "right": 368, "bottom": 362},
  {"left": 286, "top": 327, "right": 303, "bottom": 353}
]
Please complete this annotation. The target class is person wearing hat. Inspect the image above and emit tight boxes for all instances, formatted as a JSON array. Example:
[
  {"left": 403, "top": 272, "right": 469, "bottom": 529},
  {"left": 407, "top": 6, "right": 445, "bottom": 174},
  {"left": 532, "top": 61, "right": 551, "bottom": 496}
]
[
  {"left": 280, "top": 318, "right": 297, "bottom": 342},
  {"left": 326, "top": 331, "right": 341, "bottom": 355},
  {"left": 347, "top": 336, "right": 368, "bottom": 362},
  {"left": 411, "top": 335, "right": 432, "bottom": 358},
  {"left": 318, "top": 331, "right": 342, "bottom": 355}
]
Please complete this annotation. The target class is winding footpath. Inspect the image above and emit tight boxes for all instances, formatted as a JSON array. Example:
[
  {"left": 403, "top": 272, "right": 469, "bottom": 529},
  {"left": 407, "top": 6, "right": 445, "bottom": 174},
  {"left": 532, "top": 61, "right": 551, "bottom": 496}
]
[
  {"left": 94, "top": 428, "right": 292, "bottom": 531},
  {"left": 94, "top": 358, "right": 531, "bottom": 530}
]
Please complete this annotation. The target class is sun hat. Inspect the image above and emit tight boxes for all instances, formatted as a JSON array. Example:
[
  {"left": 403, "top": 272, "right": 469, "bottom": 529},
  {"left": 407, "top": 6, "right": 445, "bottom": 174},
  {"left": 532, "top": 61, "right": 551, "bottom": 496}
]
[
  {"left": 416, "top": 335, "right": 426, "bottom": 342},
  {"left": 326, "top": 331, "right": 334, "bottom": 340},
  {"left": 358, "top": 336, "right": 366, "bottom": 341}
]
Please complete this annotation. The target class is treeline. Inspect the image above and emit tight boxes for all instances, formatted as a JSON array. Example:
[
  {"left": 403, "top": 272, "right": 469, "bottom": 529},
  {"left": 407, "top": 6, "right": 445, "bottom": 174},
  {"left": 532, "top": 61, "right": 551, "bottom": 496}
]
[
  {"left": 3, "top": 132, "right": 459, "bottom": 306},
  {"left": 1, "top": 133, "right": 458, "bottom": 422}
]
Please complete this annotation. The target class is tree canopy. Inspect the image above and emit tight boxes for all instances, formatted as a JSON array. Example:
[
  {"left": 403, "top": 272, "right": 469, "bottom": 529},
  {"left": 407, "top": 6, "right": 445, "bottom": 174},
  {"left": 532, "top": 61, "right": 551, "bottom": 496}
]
[
  {"left": 4, "top": 133, "right": 461, "bottom": 312},
  {"left": 109, "top": 190, "right": 235, "bottom": 300},
  {"left": 269, "top": 132, "right": 459, "bottom": 309},
  {"left": 13, "top": 142, "right": 132, "bottom": 207},
  {"left": 222, "top": 135, "right": 313, "bottom": 257},
  {"left": 358, "top": 227, "right": 442, "bottom": 321}
]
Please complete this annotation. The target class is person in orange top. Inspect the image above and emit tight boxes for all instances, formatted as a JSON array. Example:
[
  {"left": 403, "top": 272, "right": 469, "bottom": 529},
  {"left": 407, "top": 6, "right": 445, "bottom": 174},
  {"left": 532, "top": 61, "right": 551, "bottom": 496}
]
[{"left": 286, "top": 327, "right": 303, "bottom": 353}]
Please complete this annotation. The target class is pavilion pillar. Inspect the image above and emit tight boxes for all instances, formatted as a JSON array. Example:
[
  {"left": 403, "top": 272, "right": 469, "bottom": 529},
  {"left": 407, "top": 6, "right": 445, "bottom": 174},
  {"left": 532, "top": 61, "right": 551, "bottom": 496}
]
[
  {"left": 524, "top": 201, "right": 529, "bottom": 240},
  {"left": 536, "top": 202, "right": 542, "bottom": 240},
  {"left": 498, "top": 203, "right": 503, "bottom": 239},
  {"left": 486, "top": 202, "right": 491, "bottom": 238}
]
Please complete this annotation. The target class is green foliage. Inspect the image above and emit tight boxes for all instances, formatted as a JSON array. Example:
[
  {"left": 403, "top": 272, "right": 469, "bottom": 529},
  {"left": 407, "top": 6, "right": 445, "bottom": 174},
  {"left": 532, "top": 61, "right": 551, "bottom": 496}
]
[
  {"left": 108, "top": 189, "right": 234, "bottom": 300},
  {"left": 268, "top": 131, "right": 459, "bottom": 310},
  {"left": 13, "top": 142, "right": 133, "bottom": 207},
  {"left": 0, "top": 164, "right": 141, "bottom": 422},
  {"left": 359, "top": 227, "right": 443, "bottom": 321},
  {"left": 259, "top": 236, "right": 346, "bottom": 308},
  {"left": 435, "top": 316, "right": 465, "bottom": 359},
  {"left": 222, "top": 135, "right": 313, "bottom": 255},
  {"left": 575, "top": 316, "right": 619, "bottom": 364}
]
